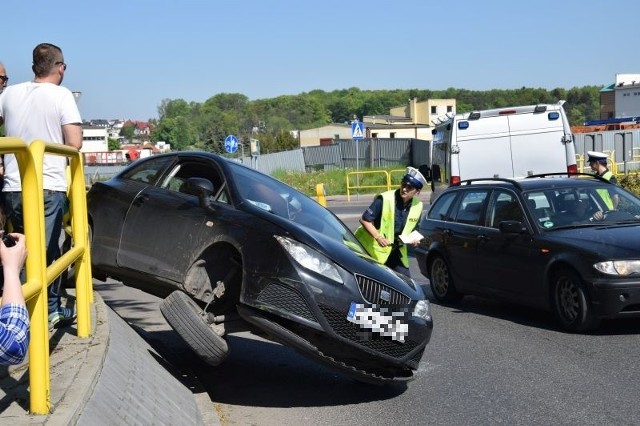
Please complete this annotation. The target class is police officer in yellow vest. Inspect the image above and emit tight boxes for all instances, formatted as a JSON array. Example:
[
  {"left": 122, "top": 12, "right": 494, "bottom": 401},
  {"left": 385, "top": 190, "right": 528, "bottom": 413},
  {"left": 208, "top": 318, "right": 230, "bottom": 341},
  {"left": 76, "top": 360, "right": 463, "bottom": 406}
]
[
  {"left": 587, "top": 151, "right": 619, "bottom": 211},
  {"left": 355, "top": 167, "right": 426, "bottom": 277}
]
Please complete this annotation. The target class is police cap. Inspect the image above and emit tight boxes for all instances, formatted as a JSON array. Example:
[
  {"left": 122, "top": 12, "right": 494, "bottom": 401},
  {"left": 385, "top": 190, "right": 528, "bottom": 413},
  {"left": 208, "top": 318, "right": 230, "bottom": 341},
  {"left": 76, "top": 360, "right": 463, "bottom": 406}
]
[{"left": 587, "top": 151, "right": 608, "bottom": 164}]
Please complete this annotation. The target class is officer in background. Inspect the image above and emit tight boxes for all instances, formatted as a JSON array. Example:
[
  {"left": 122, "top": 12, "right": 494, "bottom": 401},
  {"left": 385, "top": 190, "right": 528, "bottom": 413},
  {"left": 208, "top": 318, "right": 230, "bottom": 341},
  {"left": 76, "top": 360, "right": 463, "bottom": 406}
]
[
  {"left": 355, "top": 167, "right": 426, "bottom": 277},
  {"left": 587, "top": 151, "right": 619, "bottom": 210}
]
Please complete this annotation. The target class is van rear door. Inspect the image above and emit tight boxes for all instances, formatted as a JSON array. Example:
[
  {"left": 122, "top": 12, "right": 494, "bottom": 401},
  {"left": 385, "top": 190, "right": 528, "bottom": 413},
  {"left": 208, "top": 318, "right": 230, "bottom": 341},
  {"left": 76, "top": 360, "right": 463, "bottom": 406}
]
[
  {"left": 455, "top": 115, "right": 514, "bottom": 179},
  {"left": 509, "top": 109, "right": 567, "bottom": 176}
]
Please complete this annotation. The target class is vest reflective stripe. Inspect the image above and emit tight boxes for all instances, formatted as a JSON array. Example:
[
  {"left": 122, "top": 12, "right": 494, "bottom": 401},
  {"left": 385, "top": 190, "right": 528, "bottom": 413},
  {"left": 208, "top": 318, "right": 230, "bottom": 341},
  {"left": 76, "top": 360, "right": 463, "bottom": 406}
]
[
  {"left": 355, "top": 190, "right": 423, "bottom": 267},
  {"left": 597, "top": 170, "right": 614, "bottom": 210}
]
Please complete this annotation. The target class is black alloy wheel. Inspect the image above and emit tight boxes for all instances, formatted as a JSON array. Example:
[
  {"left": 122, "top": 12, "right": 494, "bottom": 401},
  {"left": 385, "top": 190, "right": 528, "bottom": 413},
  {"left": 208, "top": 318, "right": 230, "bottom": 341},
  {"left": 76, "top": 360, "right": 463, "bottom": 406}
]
[
  {"left": 429, "top": 255, "right": 462, "bottom": 303},
  {"left": 552, "top": 268, "right": 599, "bottom": 332}
]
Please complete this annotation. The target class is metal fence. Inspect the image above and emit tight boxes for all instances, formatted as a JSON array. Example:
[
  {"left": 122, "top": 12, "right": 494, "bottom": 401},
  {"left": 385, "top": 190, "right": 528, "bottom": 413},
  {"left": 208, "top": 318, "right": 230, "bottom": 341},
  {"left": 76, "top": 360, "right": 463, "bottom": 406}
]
[
  {"left": 574, "top": 129, "right": 640, "bottom": 174},
  {"left": 302, "top": 138, "right": 429, "bottom": 172}
]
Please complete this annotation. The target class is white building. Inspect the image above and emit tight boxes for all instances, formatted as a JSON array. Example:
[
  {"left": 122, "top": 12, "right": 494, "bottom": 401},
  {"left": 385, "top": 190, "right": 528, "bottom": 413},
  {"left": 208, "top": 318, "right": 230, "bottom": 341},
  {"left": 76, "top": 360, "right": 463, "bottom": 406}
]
[
  {"left": 80, "top": 125, "right": 108, "bottom": 152},
  {"left": 614, "top": 73, "right": 640, "bottom": 118}
]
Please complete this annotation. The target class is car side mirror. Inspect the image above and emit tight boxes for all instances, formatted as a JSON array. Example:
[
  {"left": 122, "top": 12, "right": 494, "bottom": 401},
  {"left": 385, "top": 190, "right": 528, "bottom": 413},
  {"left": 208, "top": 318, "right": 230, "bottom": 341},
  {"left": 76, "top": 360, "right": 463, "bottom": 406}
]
[
  {"left": 431, "top": 164, "right": 441, "bottom": 183},
  {"left": 499, "top": 220, "right": 526, "bottom": 234},
  {"left": 184, "top": 177, "right": 215, "bottom": 209},
  {"left": 418, "top": 165, "right": 431, "bottom": 182}
]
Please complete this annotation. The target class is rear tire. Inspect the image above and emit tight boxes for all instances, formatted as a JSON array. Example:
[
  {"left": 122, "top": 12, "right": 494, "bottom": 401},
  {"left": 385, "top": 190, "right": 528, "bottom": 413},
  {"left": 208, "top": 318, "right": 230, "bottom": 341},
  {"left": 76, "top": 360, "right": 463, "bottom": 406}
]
[
  {"left": 160, "top": 290, "right": 229, "bottom": 366},
  {"left": 429, "top": 255, "right": 462, "bottom": 303},
  {"left": 551, "top": 268, "right": 599, "bottom": 332}
]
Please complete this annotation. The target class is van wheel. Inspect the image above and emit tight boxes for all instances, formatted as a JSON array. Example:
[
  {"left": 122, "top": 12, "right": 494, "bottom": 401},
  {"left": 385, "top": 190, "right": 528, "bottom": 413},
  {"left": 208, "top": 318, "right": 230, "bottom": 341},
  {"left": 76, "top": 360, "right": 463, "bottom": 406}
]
[
  {"left": 551, "top": 268, "right": 599, "bottom": 333},
  {"left": 429, "top": 255, "right": 462, "bottom": 303},
  {"left": 160, "top": 290, "right": 229, "bottom": 366}
]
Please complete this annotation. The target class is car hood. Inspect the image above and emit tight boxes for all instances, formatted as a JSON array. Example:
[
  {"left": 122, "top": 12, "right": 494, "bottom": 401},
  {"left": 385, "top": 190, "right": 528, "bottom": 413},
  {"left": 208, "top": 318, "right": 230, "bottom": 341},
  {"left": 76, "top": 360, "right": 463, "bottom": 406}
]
[
  {"left": 302, "top": 227, "right": 423, "bottom": 297},
  {"left": 248, "top": 205, "right": 423, "bottom": 298},
  {"left": 547, "top": 224, "right": 640, "bottom": 257}
]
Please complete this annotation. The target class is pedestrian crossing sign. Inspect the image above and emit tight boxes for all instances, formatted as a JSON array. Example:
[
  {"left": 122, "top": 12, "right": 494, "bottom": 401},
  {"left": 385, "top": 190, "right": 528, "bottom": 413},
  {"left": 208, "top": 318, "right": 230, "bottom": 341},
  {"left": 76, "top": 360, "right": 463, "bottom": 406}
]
[{"left": 351, "top": 122, "right": 365, "bottom": 140}]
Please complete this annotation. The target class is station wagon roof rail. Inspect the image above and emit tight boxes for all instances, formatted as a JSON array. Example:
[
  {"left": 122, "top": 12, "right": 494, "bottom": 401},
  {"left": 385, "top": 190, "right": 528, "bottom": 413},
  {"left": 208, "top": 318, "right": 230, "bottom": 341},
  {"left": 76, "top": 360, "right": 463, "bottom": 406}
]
[
  {"left": 456, "top": 177, "right": 523, "bottom": 191},
  {"left": 524, "top": 172, "right": 612, "bottom": 184}
]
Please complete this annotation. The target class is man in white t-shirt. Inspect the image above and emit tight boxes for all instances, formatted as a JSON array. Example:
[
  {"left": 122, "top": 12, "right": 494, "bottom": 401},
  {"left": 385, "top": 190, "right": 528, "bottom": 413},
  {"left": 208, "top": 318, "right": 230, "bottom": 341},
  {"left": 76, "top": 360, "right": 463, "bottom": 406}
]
[{"left": 0, "top": 43, "right": 82, "bottom": 330}]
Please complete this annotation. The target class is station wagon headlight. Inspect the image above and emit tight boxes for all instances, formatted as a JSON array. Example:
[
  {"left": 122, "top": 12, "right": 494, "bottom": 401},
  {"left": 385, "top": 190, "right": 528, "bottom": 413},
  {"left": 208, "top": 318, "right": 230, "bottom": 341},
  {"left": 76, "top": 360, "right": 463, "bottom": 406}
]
[
  {"left": 275, "top": 235, "right": 343, "bottom": 284},
  {"left": 594, "top": 260, "right": 640, "bottom": 276},
  {"left": 413, "top": 299, "right": 432, "bottom": 321}
]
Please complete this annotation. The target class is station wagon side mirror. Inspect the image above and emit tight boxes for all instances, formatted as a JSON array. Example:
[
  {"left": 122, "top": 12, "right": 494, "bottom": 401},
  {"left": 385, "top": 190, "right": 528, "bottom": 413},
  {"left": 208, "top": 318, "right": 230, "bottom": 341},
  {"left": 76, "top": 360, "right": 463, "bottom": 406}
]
[{"left": 499, "top": 220, "right": 526, "bottom": 234}]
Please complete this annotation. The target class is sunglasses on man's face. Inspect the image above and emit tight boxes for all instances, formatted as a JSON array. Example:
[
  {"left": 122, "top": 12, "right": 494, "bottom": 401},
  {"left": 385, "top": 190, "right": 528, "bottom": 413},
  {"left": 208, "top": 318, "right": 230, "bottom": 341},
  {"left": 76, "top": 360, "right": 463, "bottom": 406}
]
[
  {"left": 0, "top": 76, "right": 8, "bottom": 83},
  {"left": 55, "top": 61, "right": 67, "bottom": 71}
]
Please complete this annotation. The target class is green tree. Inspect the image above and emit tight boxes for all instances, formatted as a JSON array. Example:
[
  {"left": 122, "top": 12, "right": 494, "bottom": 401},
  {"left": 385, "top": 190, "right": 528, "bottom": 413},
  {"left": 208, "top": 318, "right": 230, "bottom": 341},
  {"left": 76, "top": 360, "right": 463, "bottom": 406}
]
[
  {"left": 119, "top": 123, "right": 135, "bottom": 143},
  {"left": 107, "top": 137, "right": 120, "bottom": 151},
  {"left": 151, "top": 85, "right": 605, "bottom": 152},
  {"left": 158, "top": 98, "right": 191, "bottom": 120}
]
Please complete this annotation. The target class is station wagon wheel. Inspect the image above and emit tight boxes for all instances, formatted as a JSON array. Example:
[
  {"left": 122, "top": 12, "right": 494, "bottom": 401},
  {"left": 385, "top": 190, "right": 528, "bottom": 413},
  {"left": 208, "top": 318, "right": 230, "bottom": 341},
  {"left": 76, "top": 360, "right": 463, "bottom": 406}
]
[
  {"left": 429, "top": 255, "right": 462, "bottom": 303},
  {"left": 551, "top": 268, "right": 599, "bottom": 332},
  {"left": 160, "top": 290, "right": 229, "bottom": 366}
]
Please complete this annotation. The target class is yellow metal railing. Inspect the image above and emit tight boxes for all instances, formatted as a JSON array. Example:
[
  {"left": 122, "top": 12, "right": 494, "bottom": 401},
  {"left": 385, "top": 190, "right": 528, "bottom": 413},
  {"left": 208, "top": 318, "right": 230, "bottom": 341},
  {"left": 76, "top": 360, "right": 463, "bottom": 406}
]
[
  {"left": 346, "top": 170, "right": 390, "bottom": 201},
  {"left": 389, "top": 168, "right": 407, "bottom": 185},
  {"left": 345, "top": 169, "right": 418, "bottom": 201},
  {"left": 0, "top": 138, "right": 93, "bottom": 414}
]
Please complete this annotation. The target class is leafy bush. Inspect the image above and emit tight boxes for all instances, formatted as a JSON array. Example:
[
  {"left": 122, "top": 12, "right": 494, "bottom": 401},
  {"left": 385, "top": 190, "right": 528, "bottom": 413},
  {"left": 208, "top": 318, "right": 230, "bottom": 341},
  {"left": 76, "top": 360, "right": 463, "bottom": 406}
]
[{"left": 619, "top": 173, "right": 640, "bottom": 196}]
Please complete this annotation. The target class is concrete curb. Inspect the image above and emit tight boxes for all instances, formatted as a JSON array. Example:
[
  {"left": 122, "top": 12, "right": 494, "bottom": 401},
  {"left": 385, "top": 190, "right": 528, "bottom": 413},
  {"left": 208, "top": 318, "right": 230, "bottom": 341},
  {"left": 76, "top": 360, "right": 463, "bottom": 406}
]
[
  {"left": 46, "top": 293, "right": 110, "bottom": 425},
  {"left": 77, "top": 309, "right": 206, "bottom": 425}
]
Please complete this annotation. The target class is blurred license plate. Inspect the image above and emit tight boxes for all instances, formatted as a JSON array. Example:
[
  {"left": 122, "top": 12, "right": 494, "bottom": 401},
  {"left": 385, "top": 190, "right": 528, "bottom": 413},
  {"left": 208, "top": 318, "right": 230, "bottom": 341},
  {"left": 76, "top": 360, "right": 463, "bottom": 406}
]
[{"left": 346, "top": 301, "right": 407, "bottom": 343}]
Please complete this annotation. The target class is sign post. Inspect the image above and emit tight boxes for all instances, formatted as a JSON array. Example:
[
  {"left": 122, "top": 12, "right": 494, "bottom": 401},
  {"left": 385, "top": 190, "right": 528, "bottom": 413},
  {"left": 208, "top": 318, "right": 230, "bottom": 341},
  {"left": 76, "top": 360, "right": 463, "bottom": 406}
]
[
  {"left": 224, "top": 134, "right": 239, "bottom": 161},
  {"left": 351, "top": 120, "right": 365, "bottom": 199}
]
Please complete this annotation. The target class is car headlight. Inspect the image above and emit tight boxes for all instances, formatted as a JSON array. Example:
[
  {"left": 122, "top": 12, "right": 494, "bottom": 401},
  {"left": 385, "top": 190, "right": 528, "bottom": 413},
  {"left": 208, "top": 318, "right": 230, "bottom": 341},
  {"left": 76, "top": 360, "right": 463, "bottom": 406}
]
[
  {"left": 413, "top": 299, "right": 431, "bottom": 321},
  {"left": 275, "top": 235, "right": 343, "bottom": 284},
  {"left": 594, "top": 260, "right": 640, "bottom": 276}
]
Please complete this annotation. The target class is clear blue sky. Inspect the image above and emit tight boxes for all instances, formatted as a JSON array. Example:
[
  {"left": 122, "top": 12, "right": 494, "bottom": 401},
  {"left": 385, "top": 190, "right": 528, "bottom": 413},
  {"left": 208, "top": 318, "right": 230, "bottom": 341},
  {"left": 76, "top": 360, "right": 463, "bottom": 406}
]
[{"left": 4, "top": 0, "right": 638, "bottom": 121}]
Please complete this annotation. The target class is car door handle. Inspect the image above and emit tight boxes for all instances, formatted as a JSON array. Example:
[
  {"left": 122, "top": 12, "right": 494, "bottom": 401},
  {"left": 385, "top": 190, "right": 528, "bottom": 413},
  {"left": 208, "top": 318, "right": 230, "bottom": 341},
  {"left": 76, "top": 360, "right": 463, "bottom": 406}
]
[
  {"left": 443, "top": 229, "right": 453, "bottom": 237},
  {"left": 477, "top": 234, "right": 489, "bottom": 242},
  {"left": 132, "top": 193, "right": 149, "bottom": 206}
]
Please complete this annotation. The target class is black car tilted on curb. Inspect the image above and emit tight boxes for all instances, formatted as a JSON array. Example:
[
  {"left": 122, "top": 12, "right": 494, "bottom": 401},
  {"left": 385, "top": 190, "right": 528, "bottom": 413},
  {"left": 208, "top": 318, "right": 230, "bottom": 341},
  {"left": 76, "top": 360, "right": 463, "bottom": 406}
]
[
  {"left": 87, "top": 152, "right": 433, "bottom": 384},
  {"left": 415, "top": 173, "right": 640, "bottom": 332}
]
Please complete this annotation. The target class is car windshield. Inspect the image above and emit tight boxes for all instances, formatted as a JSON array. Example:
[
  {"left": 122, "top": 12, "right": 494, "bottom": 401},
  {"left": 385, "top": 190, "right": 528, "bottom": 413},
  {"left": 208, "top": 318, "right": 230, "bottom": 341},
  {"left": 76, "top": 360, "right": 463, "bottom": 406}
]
[
  {"left": 228, "top": 162, "right": 366, "bottom": 253},
  {"left": 523, "top": 183, "right": 640, "bottom": 230}
]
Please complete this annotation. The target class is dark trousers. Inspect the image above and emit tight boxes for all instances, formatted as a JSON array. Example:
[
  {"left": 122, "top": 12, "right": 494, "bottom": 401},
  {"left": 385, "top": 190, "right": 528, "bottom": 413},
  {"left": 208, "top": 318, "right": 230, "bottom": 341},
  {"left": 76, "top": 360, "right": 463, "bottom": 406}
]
[{"left": 4, "top": 190, "right": 66, "bottom": 314}]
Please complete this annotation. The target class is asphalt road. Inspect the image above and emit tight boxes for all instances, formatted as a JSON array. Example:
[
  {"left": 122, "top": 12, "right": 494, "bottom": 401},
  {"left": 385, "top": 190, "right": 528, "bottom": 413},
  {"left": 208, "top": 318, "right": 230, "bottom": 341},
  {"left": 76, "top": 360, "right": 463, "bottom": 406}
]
[{"left": 95, "top": 200, "right": 640, "bottom": 425}]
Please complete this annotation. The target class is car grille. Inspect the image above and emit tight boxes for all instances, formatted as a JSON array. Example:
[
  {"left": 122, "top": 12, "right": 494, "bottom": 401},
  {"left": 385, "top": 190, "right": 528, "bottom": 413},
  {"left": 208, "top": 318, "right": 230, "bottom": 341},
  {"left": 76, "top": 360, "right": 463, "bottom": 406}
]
[
  {"left": 355, "top": 274, "right": 410, "bottom": 305},
  {"left": 257, "top": 282, "right": 318, "bottom": 323},
  {"left": 318, "top": 304, "right": 419, "bottom": 359}
]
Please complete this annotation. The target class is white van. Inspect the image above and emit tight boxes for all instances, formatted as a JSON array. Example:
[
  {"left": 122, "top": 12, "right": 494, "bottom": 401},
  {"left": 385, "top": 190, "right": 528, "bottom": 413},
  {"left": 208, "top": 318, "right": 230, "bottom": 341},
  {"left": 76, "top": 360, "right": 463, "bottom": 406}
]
[{"left": 426, "top": 102, "right": 577, "bottom": 202}]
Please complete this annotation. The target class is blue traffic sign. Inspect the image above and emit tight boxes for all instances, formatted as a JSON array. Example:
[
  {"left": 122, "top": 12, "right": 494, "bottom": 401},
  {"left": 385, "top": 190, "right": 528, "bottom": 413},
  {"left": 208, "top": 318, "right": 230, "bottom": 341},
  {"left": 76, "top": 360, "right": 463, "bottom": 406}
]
[
  {"left": 351, "top": 122, "right": 365, "bottom": 140},
  {"left": 224, "top": 134, "right": 239, "bottom": 153}
]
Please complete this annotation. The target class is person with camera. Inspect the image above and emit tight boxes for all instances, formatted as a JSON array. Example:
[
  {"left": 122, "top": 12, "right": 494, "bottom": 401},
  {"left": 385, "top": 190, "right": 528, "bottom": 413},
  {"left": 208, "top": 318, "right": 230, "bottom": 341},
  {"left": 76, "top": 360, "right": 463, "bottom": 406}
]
[{"left": 0, "top": 231, "right": 29, "bottom": 365}]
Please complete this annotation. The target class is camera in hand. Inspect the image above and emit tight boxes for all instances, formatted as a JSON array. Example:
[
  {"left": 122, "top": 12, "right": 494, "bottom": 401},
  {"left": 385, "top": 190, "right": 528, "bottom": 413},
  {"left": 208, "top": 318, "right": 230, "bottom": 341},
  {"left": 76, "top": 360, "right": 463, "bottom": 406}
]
[{"left": 2, "top": 233, "right": 16, "bottom": 247}]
